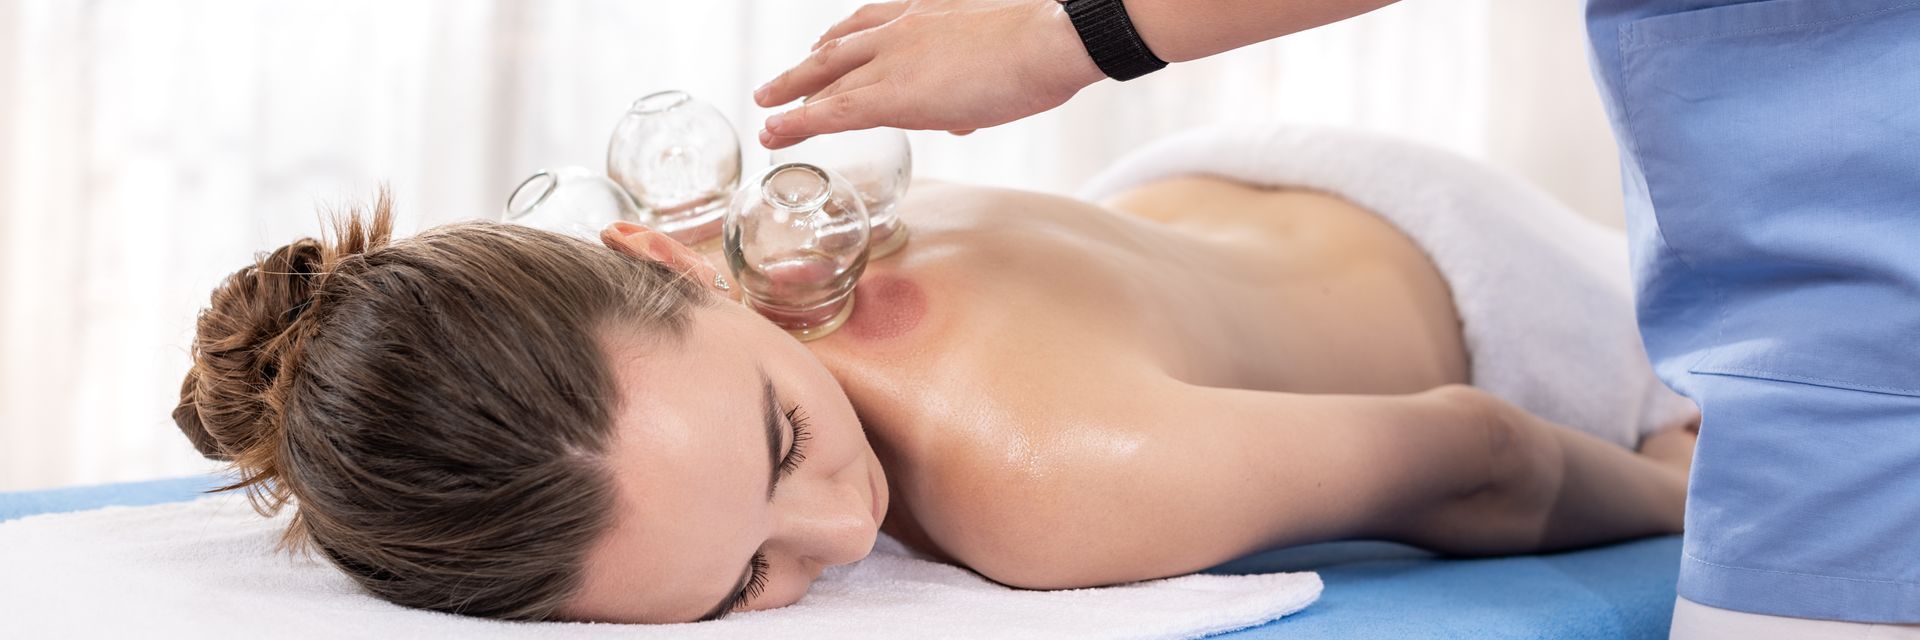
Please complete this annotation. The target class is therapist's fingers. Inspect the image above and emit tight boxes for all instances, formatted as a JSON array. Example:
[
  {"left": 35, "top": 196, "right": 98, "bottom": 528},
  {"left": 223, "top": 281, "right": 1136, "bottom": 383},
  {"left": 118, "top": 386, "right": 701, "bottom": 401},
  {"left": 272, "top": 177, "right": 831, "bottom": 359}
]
[
  {"left": 761, "top": 73, "right": 879, "bottom": 147},
  {"left": 753, "top": 0, "right": 1102, "bottom": 148},
  {"left": 755, "top": 32, "right": 880, "bottom": 108},
  {"left": 760, "top": 75, "right": 867, "bottom": 147},
  {"left": 811, "top": 1, "right": 909, "bottom": 51},
  {"left": 762, "top": 86, "right": 891, "bottom": 149},
  {"left": 759, "top": 130, "right": 813, "bottom": 150},
  {"left": 806, "top": 64, "right": 882, "bottom": 105}
]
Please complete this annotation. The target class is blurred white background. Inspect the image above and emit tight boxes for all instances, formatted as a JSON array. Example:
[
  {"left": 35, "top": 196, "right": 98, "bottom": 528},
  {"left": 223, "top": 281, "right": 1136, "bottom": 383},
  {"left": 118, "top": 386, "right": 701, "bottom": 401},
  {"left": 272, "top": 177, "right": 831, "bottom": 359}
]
[{"left": 0, "top": 0, "right": 1622, "bottom": 491}]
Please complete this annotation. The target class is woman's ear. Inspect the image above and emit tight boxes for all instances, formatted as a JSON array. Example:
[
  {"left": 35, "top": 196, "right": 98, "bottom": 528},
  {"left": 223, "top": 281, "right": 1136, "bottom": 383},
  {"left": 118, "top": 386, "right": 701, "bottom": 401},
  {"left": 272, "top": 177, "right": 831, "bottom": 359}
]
[
  {"left": 600, "top": 222, "right": 738, "bottom": 299},
  {"left": 601, "top": 221, "right": 688, "bottom": 265}
]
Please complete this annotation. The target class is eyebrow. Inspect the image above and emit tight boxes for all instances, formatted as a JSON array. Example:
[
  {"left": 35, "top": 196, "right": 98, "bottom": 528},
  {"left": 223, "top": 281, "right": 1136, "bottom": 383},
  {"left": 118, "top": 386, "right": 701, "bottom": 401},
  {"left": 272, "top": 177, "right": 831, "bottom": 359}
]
[{"left": 697, "top": 371, "right": 784, "bottom": 622}]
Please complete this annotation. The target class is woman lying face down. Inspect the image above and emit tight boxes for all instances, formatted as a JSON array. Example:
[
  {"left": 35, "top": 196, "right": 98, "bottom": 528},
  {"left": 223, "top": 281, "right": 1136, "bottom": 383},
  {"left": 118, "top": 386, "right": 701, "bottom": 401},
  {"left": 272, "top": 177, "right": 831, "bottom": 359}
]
[{"left": 175, "top": 178, "right": 1695, "bottom": 624}]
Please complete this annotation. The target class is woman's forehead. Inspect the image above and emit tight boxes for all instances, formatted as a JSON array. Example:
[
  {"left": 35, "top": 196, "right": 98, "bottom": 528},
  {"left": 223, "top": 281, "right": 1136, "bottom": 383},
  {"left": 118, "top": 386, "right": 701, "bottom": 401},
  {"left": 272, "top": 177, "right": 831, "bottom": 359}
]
[
  {"left": 578, "top": 313, "right": 771, "bottom": 622},
  {"left": 599, "top": 307, "right": 767, "bottom": 487},
  {"left": 599, "top": 304, "right": 757, "bottom": 425}
]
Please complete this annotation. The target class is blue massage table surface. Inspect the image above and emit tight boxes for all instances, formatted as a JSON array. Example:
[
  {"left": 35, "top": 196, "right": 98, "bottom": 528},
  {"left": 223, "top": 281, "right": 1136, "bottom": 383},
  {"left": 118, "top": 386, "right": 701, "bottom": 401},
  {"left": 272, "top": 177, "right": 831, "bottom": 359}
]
[{"left": 0, "top": 475, "right": 1679, "bottom": 638}]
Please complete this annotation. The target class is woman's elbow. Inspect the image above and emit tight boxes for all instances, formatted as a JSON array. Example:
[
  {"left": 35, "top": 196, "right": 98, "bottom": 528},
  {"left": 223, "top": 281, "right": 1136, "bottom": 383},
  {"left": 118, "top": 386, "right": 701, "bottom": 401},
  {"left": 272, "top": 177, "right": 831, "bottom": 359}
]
[{"left": 1399, "top": 384, "right": 1566, "bottom": 554}]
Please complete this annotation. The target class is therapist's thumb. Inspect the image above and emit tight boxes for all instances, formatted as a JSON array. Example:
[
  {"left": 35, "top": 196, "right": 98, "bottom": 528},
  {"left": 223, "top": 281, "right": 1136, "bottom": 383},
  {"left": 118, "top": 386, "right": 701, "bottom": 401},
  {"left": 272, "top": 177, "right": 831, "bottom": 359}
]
[{"left": 762, "top": 87, "right": 889, "bottom": 149}]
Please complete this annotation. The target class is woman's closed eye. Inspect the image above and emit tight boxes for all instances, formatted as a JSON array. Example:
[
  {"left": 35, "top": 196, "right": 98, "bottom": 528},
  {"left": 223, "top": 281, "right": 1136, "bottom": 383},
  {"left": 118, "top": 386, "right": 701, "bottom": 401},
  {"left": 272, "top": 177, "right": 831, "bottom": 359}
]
[
  {"left": 737, "top": 552, "right": 772, "bottom": 613},
  {"left": 777, "top": 403, "right": 811, "bottom": 482}
]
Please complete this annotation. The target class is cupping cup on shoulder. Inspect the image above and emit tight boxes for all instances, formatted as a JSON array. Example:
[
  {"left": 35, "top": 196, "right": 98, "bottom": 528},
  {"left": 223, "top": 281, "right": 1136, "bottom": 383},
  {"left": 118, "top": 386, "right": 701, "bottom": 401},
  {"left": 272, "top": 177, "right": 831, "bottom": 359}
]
[
  {"left": 503, "top": 166, "right": 646, "bottom": 240},
  {"left": 502, "top": 90, "right": 908, "bottom": 341},
  {"left": 607, "top": 90, "right": 743, "bottom": 252},
  {"left": 725, "top": 162, "right": 871, "bottom": 341},
  {"left": 503, "top": 90, "right": 742, "bottom": 248},
  {"left": 770, "top": 128, "right": 912, "bottom": 259}
]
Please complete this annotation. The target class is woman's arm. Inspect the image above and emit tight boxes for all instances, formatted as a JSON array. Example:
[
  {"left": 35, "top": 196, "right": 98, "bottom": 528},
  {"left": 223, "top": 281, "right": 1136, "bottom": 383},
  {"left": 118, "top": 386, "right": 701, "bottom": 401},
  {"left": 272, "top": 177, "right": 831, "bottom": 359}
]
[
  {"left": 937, "top": 380, "right": 1684, "bottom": 590},
  {"left": 1379, "top": 385, "right": 1688, "bottom": 556}
]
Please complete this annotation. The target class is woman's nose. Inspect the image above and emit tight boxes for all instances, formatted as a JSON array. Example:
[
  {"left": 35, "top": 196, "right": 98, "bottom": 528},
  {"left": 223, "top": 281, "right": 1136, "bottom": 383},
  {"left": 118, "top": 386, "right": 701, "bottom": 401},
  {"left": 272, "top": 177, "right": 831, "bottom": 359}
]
[{"left": 772, "top": 471, "right": 873, "bottom": 567}]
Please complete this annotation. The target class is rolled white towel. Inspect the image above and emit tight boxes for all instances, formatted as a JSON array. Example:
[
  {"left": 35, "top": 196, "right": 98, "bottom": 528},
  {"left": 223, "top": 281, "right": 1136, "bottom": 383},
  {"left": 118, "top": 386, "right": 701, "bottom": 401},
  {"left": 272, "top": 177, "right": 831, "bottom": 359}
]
[{"left": 1079, "top": 125, "right": 1694, "bottom": 447}]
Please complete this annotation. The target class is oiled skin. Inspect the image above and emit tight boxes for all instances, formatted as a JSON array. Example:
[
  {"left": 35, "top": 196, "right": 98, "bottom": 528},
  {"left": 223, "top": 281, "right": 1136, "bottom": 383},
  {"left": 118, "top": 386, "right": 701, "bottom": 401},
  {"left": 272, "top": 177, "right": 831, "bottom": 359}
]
[{"left": 790, "top": 177, "right": 1689, "bottom": 589}]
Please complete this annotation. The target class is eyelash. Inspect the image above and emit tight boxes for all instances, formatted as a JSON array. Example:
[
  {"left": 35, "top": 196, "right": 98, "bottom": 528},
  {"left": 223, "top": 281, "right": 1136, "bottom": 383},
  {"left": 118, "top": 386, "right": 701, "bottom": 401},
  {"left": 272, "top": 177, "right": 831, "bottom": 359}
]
[
  {"left": 778, "top": 403, "right": 811, "bottom": 479},
  {"left": 739, "top": 552, "right": 771, "bottom": 611}
]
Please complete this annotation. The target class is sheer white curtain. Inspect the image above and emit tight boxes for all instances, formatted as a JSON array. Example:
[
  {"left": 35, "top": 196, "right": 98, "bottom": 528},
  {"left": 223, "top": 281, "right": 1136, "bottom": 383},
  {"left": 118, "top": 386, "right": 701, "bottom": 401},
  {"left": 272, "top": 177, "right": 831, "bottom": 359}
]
[{"left": 0, "top": 0, "right": 1616, "bottom": 491}]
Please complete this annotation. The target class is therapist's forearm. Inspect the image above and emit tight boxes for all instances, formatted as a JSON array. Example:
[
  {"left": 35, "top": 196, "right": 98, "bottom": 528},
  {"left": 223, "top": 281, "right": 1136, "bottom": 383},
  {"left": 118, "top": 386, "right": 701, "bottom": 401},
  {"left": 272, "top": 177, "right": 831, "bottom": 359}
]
[
  {"left": 753, "top": 0, "right": 1415, "bottom": 145},
  {"left": 1124, "top": 0, "right": 1405, "bottom": 62}
]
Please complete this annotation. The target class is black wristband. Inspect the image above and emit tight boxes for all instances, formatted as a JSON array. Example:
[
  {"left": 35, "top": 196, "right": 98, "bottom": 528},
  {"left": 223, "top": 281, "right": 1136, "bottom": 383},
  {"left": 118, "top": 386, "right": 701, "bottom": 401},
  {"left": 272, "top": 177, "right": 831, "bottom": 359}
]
[{"left": 1059, "top": 0, "right": 1167, "bottom": 82}]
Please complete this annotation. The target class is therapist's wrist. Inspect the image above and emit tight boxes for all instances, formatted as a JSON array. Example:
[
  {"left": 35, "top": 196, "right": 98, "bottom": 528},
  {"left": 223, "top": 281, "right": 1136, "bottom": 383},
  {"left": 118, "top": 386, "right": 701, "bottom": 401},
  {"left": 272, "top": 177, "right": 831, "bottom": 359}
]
[{"left": 1041, "top": 1, "right": 1108, "bottom": 90}]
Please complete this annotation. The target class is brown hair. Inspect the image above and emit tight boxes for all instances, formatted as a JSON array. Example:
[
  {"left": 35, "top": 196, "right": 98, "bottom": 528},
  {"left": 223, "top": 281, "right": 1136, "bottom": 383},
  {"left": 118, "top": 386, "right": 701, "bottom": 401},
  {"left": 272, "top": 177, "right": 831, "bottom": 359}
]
[{"left": 172, "top": 194, "right": 708, "bottom": 620}]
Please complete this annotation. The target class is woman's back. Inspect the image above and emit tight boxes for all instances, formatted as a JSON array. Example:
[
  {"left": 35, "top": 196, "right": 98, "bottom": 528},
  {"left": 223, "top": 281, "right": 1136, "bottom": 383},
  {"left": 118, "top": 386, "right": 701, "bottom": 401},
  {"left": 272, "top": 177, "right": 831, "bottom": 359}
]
[{"left": 800, "top": 176, "right": 1477, "bottom": 564}]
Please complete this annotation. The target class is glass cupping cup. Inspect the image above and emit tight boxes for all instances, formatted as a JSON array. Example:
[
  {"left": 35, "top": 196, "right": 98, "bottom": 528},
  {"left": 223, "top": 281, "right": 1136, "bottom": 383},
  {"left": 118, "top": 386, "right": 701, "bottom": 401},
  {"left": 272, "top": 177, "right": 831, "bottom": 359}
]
[
  {"left": 724, "top": 162, "right": 871, "bottom": 341},
  {"left": 607, "top": 90, "right": 742, "bottom": 252},
  {"left": 504, "top": 166, "right": 647, "bottom": 240},
  {"left": 769, "top": 127, "right": 911, "bottom": 259}
]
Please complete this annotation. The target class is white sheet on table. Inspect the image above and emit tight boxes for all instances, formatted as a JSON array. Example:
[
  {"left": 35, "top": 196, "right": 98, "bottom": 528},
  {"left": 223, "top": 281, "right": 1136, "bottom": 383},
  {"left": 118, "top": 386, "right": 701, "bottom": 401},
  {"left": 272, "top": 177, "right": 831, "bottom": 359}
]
[{"left": 0, "top": 493, "right": 1320, "bottom": 639}]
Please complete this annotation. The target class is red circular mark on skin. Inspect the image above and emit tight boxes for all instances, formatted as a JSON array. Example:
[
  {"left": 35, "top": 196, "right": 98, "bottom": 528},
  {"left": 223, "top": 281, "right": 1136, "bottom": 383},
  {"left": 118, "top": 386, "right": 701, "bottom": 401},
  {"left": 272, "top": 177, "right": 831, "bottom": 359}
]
[{"left": 845, "top": 275, "right": 927, "bottom": 341}]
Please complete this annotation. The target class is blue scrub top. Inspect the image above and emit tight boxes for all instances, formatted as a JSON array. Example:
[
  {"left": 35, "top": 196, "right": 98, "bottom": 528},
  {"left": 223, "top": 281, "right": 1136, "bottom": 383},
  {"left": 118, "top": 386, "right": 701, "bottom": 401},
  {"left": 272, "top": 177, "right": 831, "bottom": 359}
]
[{"left": 1584, "top": 0, "right": 1920, "bottom": 623}]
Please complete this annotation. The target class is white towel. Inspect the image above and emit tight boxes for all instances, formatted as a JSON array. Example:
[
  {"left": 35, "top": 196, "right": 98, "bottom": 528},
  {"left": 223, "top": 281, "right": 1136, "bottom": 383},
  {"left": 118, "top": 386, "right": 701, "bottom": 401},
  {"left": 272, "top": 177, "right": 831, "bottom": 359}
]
[
  {"left": 0, "top": 493, "right": 1321, "bottom": 639},
  {"left": 1079, "top": 125, "right": 1696, "bottom": 448}
]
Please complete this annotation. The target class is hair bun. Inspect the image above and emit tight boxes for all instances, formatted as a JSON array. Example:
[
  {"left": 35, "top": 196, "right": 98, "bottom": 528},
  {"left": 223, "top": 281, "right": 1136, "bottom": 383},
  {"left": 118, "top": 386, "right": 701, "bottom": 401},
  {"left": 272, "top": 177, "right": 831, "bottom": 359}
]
[{"left": 173, "top": 201, "right": 391, "bottom": 498}]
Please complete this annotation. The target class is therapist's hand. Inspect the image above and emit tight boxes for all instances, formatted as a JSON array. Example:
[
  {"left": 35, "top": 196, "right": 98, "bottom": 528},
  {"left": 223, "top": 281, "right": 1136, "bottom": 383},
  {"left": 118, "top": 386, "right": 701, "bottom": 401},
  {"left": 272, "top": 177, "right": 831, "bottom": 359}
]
[{"left": 753, "top": 0, "right": 1105, "bottom": 149}]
